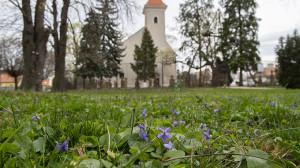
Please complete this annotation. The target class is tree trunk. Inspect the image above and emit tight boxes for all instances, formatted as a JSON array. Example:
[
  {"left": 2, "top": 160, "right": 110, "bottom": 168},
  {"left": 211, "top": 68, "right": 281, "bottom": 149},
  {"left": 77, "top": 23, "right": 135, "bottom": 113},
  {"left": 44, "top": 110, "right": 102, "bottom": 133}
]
[
  {"left": 239, "top": 67, "right": 243, "bottom": 86},
  {"left": 187, "top": 68, "right": 191, "bottom": 88},
  {"left": 52, "top": 0, "right": 70, "bottom": 92},
  {"left": 20, "top": 0, "right": 35, "bottom": 90},
  {"left": 88, "top": 77, "right": 92, "bottom": 89},
  {"left": 33, "top": 0, "right": 49, "bottom": 91},
  {"left": 198, "top": 49, "right": 202, "bottom": 87},
  {"left": 73, "top": 76, "right": 78, "bottom": 89},
  {"left": 198, "top": 59, "right": 202, "bottom": 87},
  {"left": 20, "top": 0, "right": 48, "bottom": 91},
  {"left": 20, "top": 0, "right": 49, "bottom": 91},
  {"left": 83, "top": 77, "right": 86, "bottom": 89},
  {"left": 14, "top": 76, "right": 18, "bottom": 90},
  {"left": 238, "top": 2, "right": 243, "bottom": 87}
]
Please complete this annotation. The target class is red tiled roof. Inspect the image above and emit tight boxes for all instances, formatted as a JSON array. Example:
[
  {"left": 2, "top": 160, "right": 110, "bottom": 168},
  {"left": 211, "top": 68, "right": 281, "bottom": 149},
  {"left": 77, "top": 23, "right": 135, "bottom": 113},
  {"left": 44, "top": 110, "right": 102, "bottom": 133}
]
[
  {"left": 42, "top": 79, "right": 50, "bottom": 86},
  {"left": 145, "top": 0, "right": 166, "bottom": 7},
  {"left": 0, "top": 72, "right": 50, "bottom": 86},
  {"left": 0, "top": 72, "right": 21, "bottom": 83}
]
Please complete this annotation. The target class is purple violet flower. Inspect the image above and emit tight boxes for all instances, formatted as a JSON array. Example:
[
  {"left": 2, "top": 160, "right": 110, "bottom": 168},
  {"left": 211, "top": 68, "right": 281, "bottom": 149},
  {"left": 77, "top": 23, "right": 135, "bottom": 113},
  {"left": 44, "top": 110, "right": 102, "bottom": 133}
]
[
  {"left": 57, "top": 141, "right": 68, "bottom": 152},
  {"left": 215, "top": 108, "right": 221, "bottom": 114},
  {"left": 246, "top": 132, "right": 253, "bottom": 139},
  {"left": 204, "top": 129, "right": 212, "bottom": 140},
  {"left": 291, "top": 106, "right": 295, "bottom": 109},
  {"left": 138, "top": 162, "right": 143, "bottom": 165},
  {"left": 180, "top": 121, "right": 186, "bottom": 125},
  {"left": 204, "top": 129, "right": 210, "bottom": 136},
  {"left": 173, "top": 109, "right": 179, "bottom": 115},
  {"left": 138, "top": 122, "right": 145, "bottom": 129},
  {"left": 179, "top": 136, "right": 184, "bottom": 140},
  {"left": 140, "top": 109, "right": 147, "bottom": 118},
  {"left": 140, "top": 131, "right": 149, "bottom": 142},
  {"left": 249, "top": 121, "right": 254, "bottom": 127},
  {"left": 200, "top": 123, "right": 206, "bottom": 129},
  {"left": 31, "top": 114, "right": 38, "bottom": 121},
  {"left": 227, "top": 97, "right": 231, "bottom": 101},
  {"left": 164, "top": 141, "right": 175, "bottom": 151},
  {"left": 202, "top": 103, "right": 208, "bottom": 109},
  {"left": 157, "top": 127, "right": 172, "bottom": 142},
  {"left": 270, "top": 102, "right": 275, "bottom": 107},
  {"left": 138, "top": 123, "right": 148, "bottom": 142},
  {"left": 173, "top": 121, "right": 179, "bottom": 127}
]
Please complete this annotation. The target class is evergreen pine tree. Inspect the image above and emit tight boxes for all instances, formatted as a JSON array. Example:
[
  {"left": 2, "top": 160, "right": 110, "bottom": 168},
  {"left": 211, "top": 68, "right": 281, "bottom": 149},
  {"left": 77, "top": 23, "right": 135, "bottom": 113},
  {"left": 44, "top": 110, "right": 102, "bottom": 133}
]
[
  {"left": 79, "top": 0, "right": 124, "bottom": 85},
  {"left": 220, "top": 0, "right": 260, "bottom": 86},
  {"left": 79, "top": 9, "right": 101, "bottom": 79},
  {"left": 97, "top": 0, "right": 124, "bottom": 79},
  {"left": 131, "top": 28, "right": 158, "bottom": 82},
  {"left": 275, "top": 30, "right": 300, "bottom": 89}
]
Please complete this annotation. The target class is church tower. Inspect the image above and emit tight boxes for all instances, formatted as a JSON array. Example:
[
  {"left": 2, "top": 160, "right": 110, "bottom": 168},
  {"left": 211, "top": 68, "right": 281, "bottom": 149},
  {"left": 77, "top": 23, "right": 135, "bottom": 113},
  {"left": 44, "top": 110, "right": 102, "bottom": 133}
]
[{"left": 143, "top": 0, "right": 167, "bottom": 45}]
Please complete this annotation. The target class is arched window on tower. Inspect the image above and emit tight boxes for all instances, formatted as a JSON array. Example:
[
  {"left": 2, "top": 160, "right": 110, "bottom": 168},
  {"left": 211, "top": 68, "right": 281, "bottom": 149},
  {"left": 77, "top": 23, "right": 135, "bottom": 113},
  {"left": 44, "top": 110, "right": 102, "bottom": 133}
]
[{"left": 154, "top": 17, "right": 158, "bottom": 24}]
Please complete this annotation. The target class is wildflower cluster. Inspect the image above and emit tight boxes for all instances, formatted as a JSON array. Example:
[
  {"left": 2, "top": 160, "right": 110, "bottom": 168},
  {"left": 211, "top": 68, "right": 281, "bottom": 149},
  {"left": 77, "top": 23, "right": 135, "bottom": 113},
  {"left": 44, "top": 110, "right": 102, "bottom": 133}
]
[
  {"left": 270, "top": 102, "right": 275, "bottom": 107},
  {"left": 204, "top": 129, "right": 212, "bottom": 140},
  {"left": 200, "top": 123, "right": 206, "bottom": 129},
  {"left": 172, "top": 109, "right": 179, "bottom": 115},
  {"left": 32, "top": 114, "right": 38, "bottom": 121},
  {"left": 246, "top": 132, "right": 253, "bottom": 139},
  {"left": 173, "top": 121, "right": 185, "bottom": 127},
  {"left": 57, "top": 137, "right": 70, "bottom": 152},
  {"left": 140, "top": 109, "right": 147, "bottom": 118},
  {"left": 200, "top": 123, "right": 212, "bottom": 140},
  {"left": 291, "top": 101, "right": 297, "bottom": 109},
  {"left": 138, "top": 122, "right": 149, "bottom": 142}
]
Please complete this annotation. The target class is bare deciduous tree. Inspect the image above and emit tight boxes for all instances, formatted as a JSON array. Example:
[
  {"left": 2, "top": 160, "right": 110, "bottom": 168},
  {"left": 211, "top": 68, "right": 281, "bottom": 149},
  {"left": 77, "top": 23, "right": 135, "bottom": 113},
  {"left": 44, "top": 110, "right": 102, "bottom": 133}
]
[
  {"left": 6, "top": 0, "right": 51, "bottom": 91},
  {"left": 0, "top": 37, "right": 24, "bottom": 90}
]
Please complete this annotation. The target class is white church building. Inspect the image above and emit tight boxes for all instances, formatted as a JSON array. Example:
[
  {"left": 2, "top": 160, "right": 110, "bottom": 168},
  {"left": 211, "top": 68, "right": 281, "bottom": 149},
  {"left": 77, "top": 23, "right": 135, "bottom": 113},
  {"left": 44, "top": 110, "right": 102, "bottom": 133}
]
[{"left": 120, "top": 0, "right": 177, "bottom": 87}]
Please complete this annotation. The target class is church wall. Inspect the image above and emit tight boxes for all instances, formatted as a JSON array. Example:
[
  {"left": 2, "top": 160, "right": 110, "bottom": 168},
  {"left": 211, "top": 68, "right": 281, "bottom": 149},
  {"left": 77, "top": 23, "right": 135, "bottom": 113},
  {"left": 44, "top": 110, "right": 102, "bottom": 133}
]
[{"left": 121, "top": 28, "right": 145, "bottom": 87}]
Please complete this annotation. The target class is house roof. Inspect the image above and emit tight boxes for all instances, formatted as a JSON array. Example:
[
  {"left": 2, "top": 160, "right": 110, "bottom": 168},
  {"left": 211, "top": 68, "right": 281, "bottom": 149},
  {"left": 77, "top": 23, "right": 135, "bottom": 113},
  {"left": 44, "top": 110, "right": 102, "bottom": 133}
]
[
  {"left": 0, "top": 72, "right": 50, "bottom": 86},
  {"left": 0, "top": 72, "right": 21, "bottom": 83},
  {"left": 145, "top": 0, "right": 167, "bottom": 7},
  {"left": 42, "top": 79, "right": 50, "bottom": 86}
]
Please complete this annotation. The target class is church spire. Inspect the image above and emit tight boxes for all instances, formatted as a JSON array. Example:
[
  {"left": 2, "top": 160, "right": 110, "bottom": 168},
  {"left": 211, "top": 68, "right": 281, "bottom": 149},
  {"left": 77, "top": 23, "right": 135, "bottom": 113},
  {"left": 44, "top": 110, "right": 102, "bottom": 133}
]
[{"left": 144, "top": 0, "right": 167, "bottom": 7}]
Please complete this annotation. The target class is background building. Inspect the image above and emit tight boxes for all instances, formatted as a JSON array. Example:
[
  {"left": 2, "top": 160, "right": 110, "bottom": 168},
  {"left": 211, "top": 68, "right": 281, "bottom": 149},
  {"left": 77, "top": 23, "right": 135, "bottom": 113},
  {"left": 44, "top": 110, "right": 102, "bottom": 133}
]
[{"left": 119, "top": 0, "right": 176, "bottom": 87}]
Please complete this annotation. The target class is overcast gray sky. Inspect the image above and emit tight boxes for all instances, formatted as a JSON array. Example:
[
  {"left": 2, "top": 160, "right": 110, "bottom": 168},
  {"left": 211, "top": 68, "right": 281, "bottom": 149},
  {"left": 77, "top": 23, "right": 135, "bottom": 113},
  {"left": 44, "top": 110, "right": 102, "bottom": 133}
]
[{"left": 125, "top": 0, "right": 300, "bottom": 64}]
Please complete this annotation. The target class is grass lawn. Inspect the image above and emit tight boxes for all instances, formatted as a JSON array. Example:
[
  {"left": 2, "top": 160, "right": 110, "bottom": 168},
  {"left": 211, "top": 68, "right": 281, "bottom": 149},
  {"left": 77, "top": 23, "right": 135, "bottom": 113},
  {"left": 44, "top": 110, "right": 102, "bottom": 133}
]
[{"left": 0, "top": 88, "right": 299, "bottom": 167}]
